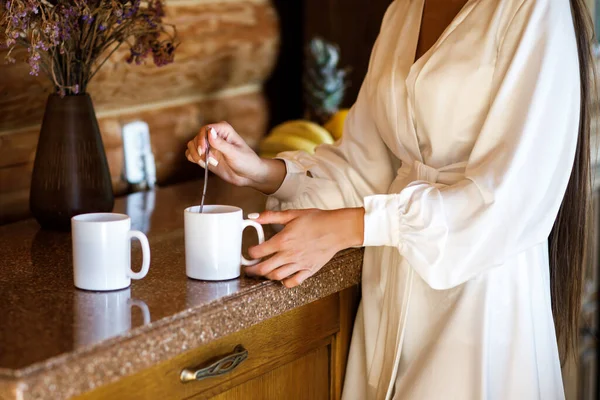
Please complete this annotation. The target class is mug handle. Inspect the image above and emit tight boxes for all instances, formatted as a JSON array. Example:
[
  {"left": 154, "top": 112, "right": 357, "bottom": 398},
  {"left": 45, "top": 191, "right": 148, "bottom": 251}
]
[
  {"left": 128, "top": 298, "right": 152, "bottom": 325},
  {"left": 241, "top": 220, "right": 265, "bottom": 266},
  {"left": 127, "top": 230, "right": 151, "bottom": 280}
]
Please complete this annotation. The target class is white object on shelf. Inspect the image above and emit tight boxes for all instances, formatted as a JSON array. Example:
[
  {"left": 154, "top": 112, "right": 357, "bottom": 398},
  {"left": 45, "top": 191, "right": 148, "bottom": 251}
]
[{"left": 122, "top": 121, "right": 155, "bottom": 187}]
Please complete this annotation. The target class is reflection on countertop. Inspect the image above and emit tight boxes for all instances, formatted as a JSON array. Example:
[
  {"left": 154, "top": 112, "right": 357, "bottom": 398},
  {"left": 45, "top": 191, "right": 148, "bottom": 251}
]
[
  {"left": 0, "top": 178, "right": 363, "bottom": 400},
  {"left": 73, "top": 288, "right": 151, "bottom": 350}
]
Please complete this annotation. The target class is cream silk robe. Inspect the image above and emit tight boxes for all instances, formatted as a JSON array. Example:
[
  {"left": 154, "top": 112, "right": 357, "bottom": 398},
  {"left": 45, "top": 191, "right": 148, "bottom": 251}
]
[{"left": 267, "top": 0, "right": 580, "bottom": 398}]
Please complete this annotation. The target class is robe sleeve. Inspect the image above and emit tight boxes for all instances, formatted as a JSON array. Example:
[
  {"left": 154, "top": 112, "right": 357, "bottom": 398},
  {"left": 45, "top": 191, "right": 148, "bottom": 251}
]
[
  {"left": 265, "top": 5, "right": 399, "bottom": 214},
  {"left": 363, "top": 1, "right": 581, "bottom": 289},
  {"left": 265, "top": 79, "right": 396, "bottom": 212}
]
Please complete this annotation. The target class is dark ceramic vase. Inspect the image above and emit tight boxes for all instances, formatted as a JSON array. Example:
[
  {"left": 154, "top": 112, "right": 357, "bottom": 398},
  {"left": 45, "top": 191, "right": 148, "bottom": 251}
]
[{"left": 30, "top": 94, "right": 114, "bottom": 231}]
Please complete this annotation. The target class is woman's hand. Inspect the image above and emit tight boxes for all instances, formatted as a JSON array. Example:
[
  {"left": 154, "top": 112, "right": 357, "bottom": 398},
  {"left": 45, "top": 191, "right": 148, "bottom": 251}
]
[
  {"left": 185, "top": 122, "right": 287, "bottom": 194},
  {"left": 245, "top": 208, "right": 365, "bottom": 288}
]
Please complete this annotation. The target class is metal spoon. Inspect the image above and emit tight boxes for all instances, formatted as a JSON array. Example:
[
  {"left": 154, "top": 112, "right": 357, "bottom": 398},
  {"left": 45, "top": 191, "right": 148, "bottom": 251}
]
[{"left": 199, "top": 128, "right": 210, "bottom": 213}]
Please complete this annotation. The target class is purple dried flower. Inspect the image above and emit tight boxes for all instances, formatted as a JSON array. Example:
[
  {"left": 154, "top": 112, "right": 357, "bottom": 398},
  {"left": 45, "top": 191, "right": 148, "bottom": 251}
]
[
  {"left": 152, "top": 41, "right": 175, "bottom": 67},
  {"left": 81, "top": 14, "right": 94, "bottom": 24},
  {"left": 124, "top": 0, "right": 141, "bottom": 18},
  {"left": 27, "top": 48, "right": 41, "bottom": 76},
  {"left": 143, "top": 15, "right": 157, "bottom": 30},
  {"left": 1, "top": 0, "right": 178, "bottom": 91}
]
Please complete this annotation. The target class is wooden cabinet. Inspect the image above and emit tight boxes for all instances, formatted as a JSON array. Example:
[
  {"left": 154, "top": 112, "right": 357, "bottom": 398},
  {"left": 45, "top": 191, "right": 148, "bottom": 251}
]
[
  {"left": 77, "top": 287, "right": 360, "bottom": 400},
  {"left": 212, "top": 346, "right": 330, "bottom": 400}
]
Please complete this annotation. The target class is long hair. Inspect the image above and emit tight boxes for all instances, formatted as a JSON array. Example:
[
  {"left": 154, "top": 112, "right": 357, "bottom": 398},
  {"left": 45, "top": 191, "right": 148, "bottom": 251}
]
[{"left": 549, "top": 0, "right": 596, "bottom": 363}]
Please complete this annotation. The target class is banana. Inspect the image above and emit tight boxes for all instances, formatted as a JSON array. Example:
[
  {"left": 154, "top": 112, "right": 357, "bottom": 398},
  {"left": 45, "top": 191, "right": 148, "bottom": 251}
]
[
  {"left": 259, "top": 134, "right": 318, "bottom": 154},
  {"left": 324, "top": 109, "right": 349, "bottom": 140},
  {"left": 269, "top": 120, "right": 334, "bottom": 145}
]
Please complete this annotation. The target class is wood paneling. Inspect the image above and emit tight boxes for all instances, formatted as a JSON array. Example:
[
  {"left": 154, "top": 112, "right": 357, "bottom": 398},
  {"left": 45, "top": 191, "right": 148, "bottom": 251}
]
[
  {"left": 0, "top": 129, "right": 38, "bottom": 169},
  {"left": 0, "top": 0, "right": 279, "bottom": 131},
  {"left": 0, "top": 164, "right": 33, "bottom": 193},
  {"left": 0, "top": 91, "right": 268, "bottom": 224},
  {"left": 0, "top": 189, "right": 30, "bottom": 225}
]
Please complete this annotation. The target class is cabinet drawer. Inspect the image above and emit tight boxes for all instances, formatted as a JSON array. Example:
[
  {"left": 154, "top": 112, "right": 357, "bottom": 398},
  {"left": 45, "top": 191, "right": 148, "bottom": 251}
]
[
  {"left": 210, "top": 346, "right": 331, "bottom": 400},
  {"left": 78, "top": 293, "right": 341, "bottom": 400}
]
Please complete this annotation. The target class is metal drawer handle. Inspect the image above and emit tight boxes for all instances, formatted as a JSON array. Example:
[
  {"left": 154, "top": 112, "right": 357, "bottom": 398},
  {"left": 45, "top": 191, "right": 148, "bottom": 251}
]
[{"left": 180, "top": 345, "right": 248, "bottom": 383}]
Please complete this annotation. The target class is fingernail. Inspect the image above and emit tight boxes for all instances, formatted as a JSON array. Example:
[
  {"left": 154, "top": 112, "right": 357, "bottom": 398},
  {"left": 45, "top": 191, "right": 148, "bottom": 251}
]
[
  {"left": 197, "top": 146, "right": 204, "bottom": 156},
  {"left": 208, "top": 156, "right": 219, "bottom": 167},
  {"left": 210, "top": 127, "right": 217, "bottom": 139},
  {"left": 198, "top": 159, "right": 206, "bottom": 168},
  {"left": 248, "top": 213, "right": 259, "bottom": 220}
]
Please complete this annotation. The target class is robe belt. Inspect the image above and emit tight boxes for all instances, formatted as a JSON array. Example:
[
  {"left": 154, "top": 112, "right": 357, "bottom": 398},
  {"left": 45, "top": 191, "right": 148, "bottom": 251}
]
[{"left": 398, "top": 159, "right": 468, "bottom": 186}]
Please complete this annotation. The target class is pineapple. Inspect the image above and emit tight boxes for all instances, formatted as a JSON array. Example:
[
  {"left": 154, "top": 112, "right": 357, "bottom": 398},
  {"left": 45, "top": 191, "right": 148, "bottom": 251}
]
[
  {"left": 259, "top": 37, "right": 350, "bottom": 158},
  {"left": 303, "top": 37, "right": 350, "bottom": 125}
]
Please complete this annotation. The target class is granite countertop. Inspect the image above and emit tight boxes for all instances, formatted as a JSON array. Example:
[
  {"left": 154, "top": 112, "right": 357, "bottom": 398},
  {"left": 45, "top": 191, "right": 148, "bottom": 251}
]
[{"left": 0, "top": 179, "right": 363, "bottom": 400}]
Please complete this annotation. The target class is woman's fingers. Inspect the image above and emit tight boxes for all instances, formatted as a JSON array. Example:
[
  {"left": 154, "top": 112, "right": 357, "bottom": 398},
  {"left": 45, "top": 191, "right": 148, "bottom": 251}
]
[
  {"left": 188, "top": 121, "right": 250, "bottom": 170},
  {"left": 207, "top": 126, "right": 236, "bottom": 157},
  {"left": 185, "top": 149, "right": 202, "bottom": 166},
  {"left": 195, "top": 126, "right": 207, "bottom": 157},
  {"left": 245, "top": 253, "right": 288, "bottom": 277},
  {"left": 187, "top": 126, "right": 223, "bottom": 168},
  {"left": 197, "top": 127, "right": 220, "bottom": 166},
  {"left": 248, "top": 210, "right": 302, "bottom": 225},
  {"left": 282, "top": 270, "right": 313, "bottom": 288},
  {"left": 186, "top": 140, "right": 205, "bottom": 167},
  {"left": 265, "top": 263, "right": 300, "bottom": 281},
  {"left": 248, "top": 234, "right": 284, "bottom": 259},
  {"left": 264, "top": 263, "right": 302, "bottom": 281},
  {"left": 208, "top": 121, "right": 244, "bottom": 146}
]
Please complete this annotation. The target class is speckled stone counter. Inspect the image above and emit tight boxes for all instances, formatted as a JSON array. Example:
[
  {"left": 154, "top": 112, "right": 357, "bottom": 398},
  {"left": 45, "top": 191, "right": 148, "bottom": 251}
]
[{"left": 0, "top": 179, "right": 363, "bottom": 400}]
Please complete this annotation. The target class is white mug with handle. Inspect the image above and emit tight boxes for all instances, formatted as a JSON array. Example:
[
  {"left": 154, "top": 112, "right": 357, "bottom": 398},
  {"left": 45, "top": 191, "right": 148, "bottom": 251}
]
[
  {"left": 184, "top": 205, "right": 265, "bottom": 281},
  {"left": 71, "top": 213, "right": 151, "bottom": 291}
]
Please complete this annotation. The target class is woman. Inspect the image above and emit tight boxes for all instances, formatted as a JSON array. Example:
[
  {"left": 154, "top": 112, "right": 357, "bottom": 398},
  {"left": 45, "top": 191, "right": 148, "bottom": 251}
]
[{"left": 186, "top": 0, "right": 594, "bottom": 398}]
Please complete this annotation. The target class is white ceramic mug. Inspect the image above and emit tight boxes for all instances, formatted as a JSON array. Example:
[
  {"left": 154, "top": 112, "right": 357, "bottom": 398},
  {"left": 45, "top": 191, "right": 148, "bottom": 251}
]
[
  {"left": 184, "top": 205, "right": 265, "bottom": 281},
  {"left": 73, "top": 288, "right": 151, "bottom": 348},
  {"left": 71, "top": 213, "right": 151, "bottom": 291}
]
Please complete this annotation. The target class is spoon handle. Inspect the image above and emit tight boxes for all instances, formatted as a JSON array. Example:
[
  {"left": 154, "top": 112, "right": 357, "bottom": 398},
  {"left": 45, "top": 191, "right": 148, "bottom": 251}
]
[{"left": 199, "top": 129, "right": 210, "bottom": 213}]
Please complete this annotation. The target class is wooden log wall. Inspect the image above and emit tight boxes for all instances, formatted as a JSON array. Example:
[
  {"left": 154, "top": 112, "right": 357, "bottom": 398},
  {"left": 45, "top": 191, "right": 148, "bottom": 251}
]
[{"left": 0, "top": 0, "right": 279, "bottom": 224}]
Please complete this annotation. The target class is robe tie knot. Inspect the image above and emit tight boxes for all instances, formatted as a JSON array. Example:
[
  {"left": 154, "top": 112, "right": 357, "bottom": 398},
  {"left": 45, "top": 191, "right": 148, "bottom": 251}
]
[{"left": 399, "top": 160, "right": 467, "bottom": 186}]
